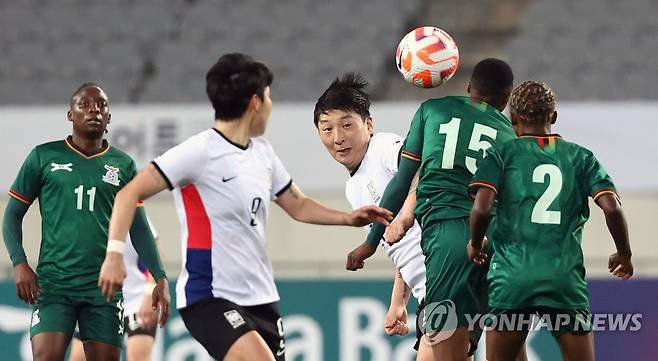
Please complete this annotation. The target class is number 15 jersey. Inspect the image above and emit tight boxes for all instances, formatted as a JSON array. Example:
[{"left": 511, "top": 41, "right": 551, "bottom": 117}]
[
  {"left": 401, "top": 96, "right": 516, "bottom": 228},
  {"left": 153, "top": 129, "right": 292, "bottom": 309}
]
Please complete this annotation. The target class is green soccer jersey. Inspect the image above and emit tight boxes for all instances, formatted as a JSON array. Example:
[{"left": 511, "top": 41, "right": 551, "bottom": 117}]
[
  {"left": 401, "top": 96, "right": 516, "bottom": 227},
  {"left": 470, "top": 135, "right": 618, "bottom": 309},
  {"left": 9, "top": 137, "right": 141, "bottom": 296}
]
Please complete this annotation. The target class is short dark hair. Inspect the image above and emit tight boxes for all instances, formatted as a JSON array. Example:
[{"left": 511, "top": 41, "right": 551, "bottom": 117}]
[
  {"left": 206, "top": 53, "right": 273, "bottom": 121},
  {"left": 470, "top": 58, "right": 513, "bottom": 96},
  {"left": 71, "top": 82, "right": 103, "bottom": 106},
  {"left": 510, "top": 80, "right": 556, "bottom": 125},
  {"left": 313, "top": 72, "right": 371, "bottom": 127}
]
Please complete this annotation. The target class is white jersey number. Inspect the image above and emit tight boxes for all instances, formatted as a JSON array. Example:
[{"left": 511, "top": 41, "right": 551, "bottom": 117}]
[
  {"left": 438, "top": 117, "right": 498, "bottom": 174},
  {"left": 74, "top": 185, "right": 96, "bottom": 211},
  {"left": 531, "top": 164, "right": 562, "bottom": 224}
]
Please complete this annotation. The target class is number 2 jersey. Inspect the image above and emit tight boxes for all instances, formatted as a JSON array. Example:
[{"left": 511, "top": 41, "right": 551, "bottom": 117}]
[
  {"left": 152, "top": 129, "right": 292, "bottom": 309},
  {"left": 345, "top": 133, "right": 426, "bottom": 303},
  {"left": 9, "top": 137, "right": 140, "bottom": 296},
  {"left": 470, "top": 135, "right": 618, "bottom": 309},
  {"left": 400, "top": 96, "right": 516, "bottom": 228}
]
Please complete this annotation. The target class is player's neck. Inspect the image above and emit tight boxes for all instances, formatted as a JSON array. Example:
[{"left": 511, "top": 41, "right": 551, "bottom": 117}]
[
  {"left": 69, "top": 133, "right": 106, "bottom": 154},
  {"left": 518, "top": 124, "right": 552, "bottom": 136},
  {"left": 214, "top": 119, "right": 251, "bottom": 148}
]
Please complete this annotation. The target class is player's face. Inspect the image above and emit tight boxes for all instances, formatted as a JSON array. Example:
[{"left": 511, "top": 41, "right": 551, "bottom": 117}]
[
  {"left": 317, "top": 109, "right": 373, "bottom": 172},
  {"left": 68, "top": 86, "right": 110, "bottom": 139},
  {"left": 251, "top": 86, "right": 272, "bottom": 136}
]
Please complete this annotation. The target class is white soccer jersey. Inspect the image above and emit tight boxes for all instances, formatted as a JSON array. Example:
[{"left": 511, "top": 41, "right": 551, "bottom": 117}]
[
  {"left": 123, "top": 217, "right": 159, "bottom": 316},
  {"left": 345, "top": 133, "right": 426, "bottom": 302},
  {"left": 153, "top": 129, "right": 292, "bottom": 309}
]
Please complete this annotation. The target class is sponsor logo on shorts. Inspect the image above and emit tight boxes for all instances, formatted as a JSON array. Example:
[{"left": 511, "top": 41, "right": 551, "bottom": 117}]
[
  {"left": 224, "top": 310, "right": 246, "bottom": 329},
  {"left": 116, "top": 299, "right": 125, "bottom": 335},
  {"left": 422, "top": 299, "right": 458, "bottom": 345},
  {"left": 30, "top": 309, "right": 40, "bottom": 327}
]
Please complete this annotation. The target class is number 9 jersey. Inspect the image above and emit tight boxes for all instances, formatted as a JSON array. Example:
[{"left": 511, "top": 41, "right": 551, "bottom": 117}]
[
  {"left": 9, "top": 137, "right": 141, "bottom": 296},
  {"left": 401, "top": 96, "right": 516, "bottom": 228},
  {"left": 469, "top": 135, "right": 618, "bottom": 310},
  {"left": 152, "top": 129, "right": 292, "bottom": 309}
]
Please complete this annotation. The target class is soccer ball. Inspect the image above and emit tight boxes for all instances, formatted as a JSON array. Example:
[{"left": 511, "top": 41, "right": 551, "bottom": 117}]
[{"left": 395, "top": 26, "right": 459, "bottom": 88}]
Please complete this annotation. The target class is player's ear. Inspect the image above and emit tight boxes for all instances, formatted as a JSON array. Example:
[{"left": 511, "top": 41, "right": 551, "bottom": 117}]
[
  {"left": 250, "top": 94, "right": 262, "bottom": 113},
  {"left": 67, "top": 110, "right": 73, "bottom": 122},
  {"left": 550, "top": 111, "right": 557, "bottom": 125},
  {"left": 366, "top": 117, "right": 374, "bottom": 136},
  {"left": 466, "top": 81, "right": 471, "bottom": 94}
]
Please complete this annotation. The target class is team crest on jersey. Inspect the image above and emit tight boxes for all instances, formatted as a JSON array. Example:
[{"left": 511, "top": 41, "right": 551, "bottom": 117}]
[
  {"left": 50, "top": 162, "right": 73, "bottom": 172},
  {"left": 102, "top": 165, "right": 121, "bottom": 186},
  {"left": 367, "top": 181, "right": 381, "bottom": 203}
]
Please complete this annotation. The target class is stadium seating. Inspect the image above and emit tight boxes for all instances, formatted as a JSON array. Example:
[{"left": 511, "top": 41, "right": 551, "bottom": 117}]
[
  {"left": 0, "top": 0, "right": 656, "bottom": 103},
  {"left": 507, "top": 0, "right": 658, "bottom": 100},
  {"left": 0, "top": 0, "right": 421, "bottom": 104}
]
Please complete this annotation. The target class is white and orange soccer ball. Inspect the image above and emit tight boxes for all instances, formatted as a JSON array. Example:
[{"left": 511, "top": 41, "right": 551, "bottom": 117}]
[{"left": 396, "top": 26, "right": 460, "bottom": 88}]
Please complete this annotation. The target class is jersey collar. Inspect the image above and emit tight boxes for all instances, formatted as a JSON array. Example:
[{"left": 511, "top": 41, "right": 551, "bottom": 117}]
[
  {"left": 518, "top": 133, "right": 562, "bottom": 138},
  {"left": 212, "top": 128, "right": 249, "bottom": 151},
  {"left": 64, "top": 136, "right": 110, "bottom": 159}
]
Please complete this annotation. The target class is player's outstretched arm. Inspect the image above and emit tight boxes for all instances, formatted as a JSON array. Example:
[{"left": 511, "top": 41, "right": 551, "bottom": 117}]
[
  {"left": 384, "top": 269, "right": 411, "bottom": 336},
  {"left": 275, "top": 182, "right": 393, "bottom": 226},
  {"left": 468, "top": 187, "right": 496, "bottom": 265},
  {"left": 596, "top": 193, "right": 633, "bottom": 279},
  {"left": 2, "top": 198, "right": 40, "bottom": 304},
  {"left": 99, "top": 165, "right": 169, "bottom": 302}
]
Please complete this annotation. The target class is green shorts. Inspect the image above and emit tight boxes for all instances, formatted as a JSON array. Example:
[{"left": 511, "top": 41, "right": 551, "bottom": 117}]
[
  {"left": 421, "top": 217, "right": 490, "bottom": 330},
  {"left": 30, "top": 292, "right": 124, "bottom": 347},
  {"left": 487, "top": 307, "right": 592, "bottom": 339}
]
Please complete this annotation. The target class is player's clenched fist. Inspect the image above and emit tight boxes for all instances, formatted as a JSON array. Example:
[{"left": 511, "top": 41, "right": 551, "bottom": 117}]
[
  {"left": 346, "top": 242, "right": 377, "bottom": 271},
  {"left": 608, "top": 252, "right": 633, "bottom": 280},
  {"left": 98, "top": 252, "right": 126, "bottom": 302}
]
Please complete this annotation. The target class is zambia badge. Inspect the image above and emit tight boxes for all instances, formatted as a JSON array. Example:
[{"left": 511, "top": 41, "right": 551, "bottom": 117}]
[{"left": 102, "top": 165, "right": 121, "bottom": 186}]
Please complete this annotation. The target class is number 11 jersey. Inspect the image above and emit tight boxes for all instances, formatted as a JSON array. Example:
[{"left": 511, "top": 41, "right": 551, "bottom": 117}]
[
  {"left": 9, "top": 137, "right": 140, "bottom": 296},
  {"left": 153, "top": 129, "right": 292, "bottom": 309}
]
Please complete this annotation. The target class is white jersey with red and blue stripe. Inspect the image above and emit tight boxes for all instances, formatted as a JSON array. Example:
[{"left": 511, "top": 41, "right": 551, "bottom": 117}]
[{"left": 153, "top": 129, "right": 292, "bottom": 309}]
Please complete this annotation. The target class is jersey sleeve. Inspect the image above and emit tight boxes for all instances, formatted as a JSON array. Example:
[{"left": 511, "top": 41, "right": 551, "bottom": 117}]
[
  {"left": 469, "top": 146, "right": 504, "bottom": 198},
  {"left": 584, "top": 151, "right": 618, "bottom": 201},
  {"left": 380, "top": 134, "right": 404, "bottom": 175},
  {"left": 271, "top": 151, "right": 292, "bottom": 200},
  {"left": 400, "top": 104, "right": 425, "bottom": 163},
  {"left": 152, "top": 137, "right": 208, "bottom": 190},
  {"left": 9, "top": 148, "right": 42, "bottom": 205}
]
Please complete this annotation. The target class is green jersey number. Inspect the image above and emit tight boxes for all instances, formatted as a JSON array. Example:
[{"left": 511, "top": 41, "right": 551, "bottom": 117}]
[
  {"left": 531, "top": 164, "right": 562, "bottom": 224},
  {"left": 74, "top": 185, "right": 96, "bottom": 212},
  {"left": 438, "top": 117, "right": 498, "bottom": 174}
]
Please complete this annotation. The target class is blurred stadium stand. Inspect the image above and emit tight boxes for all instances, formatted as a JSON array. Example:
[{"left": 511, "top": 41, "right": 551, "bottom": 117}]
[
  {"left": 1, "top": 0, "right": 656, "bottom": 103},
  {"left": 507, "top": 0, "right": 658, "bottom": 100}
]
